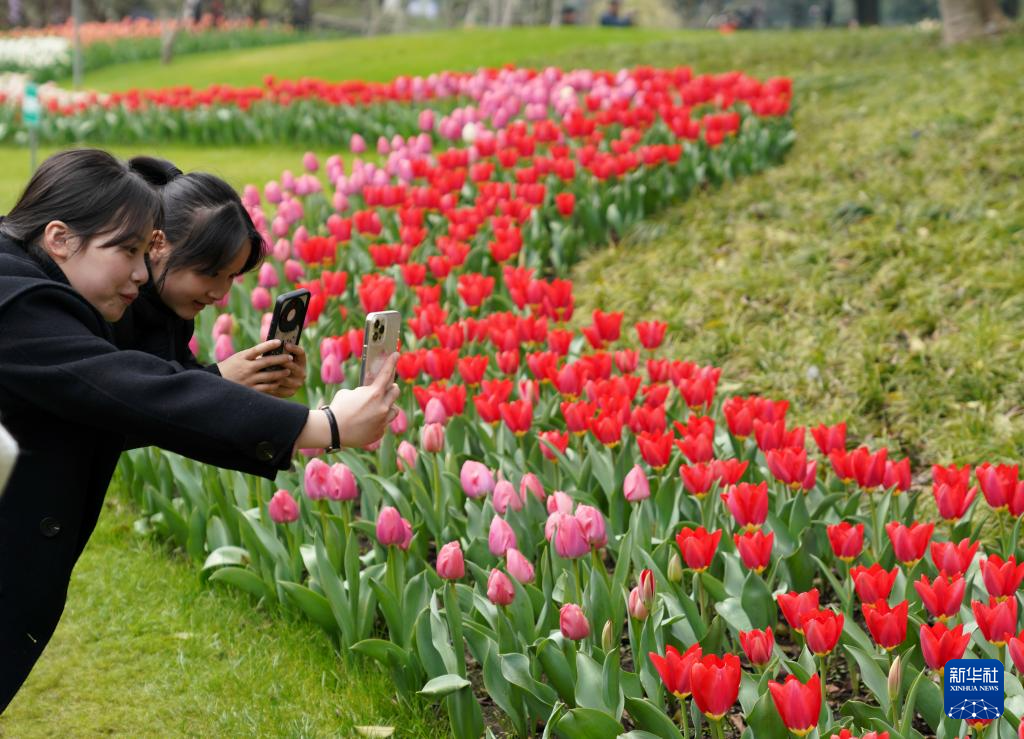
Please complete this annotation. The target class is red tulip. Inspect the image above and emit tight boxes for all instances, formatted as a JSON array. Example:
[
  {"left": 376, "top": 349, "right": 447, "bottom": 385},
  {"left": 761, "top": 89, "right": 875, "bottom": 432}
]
[
  {"left": 734, "top": 530, "right": 773, "bottom": 573},
  {"left": 932, "top": 463, "right": 978, "bottom": 521},
  {"left": 722, "top": 482, "right": 768, "bottom": 531},
  {"left": 765, "top": 447, "right": 817, "bottom": 491},
  {"left": 920, "top": 622, "right": 970, "bottom": 672},
  {"left": 826, "top": 521, "right": 864, "bottom": 562},
  {"left": 863, "top": 599, "right": 909, "bottom": 650},
  {"left": 675, "top": 526, "right": 722, "bottom": 572},
  {"left": 801, "top": 608, "right": 844, "bottom": 656},
  {"left": 635, "top": 320, "right": 668, "bottom": 349},
  {"left": 829, "top": 731, "right": 890, "bottom": 739},
  {"left": 554, "top": 192, "right": 575, "bottom": 217},
  {"left": 913, "top": 573, "right": 966, "bottom": 621},
  {"left": 883, "top": 457, "right": 911, "bottom": 493},
  {"left": 850, "top": 563, "right": 898, "bottom": 603},
  {"left": 930, "top": 538, "right": 980, "bottom": 577},
  {"left": 976, "top": 462, "right": 1021, "bottom": 511},
  {"left": 885, "top": 521, "right": 934, "bottom": 566},
  {"left": 723, "top": 395, "right": 788, "bottom": 438},
  {"left": 981, "top": 554, "right": 1024, "bottom": 600},
  {"left": 499, "top": 399, "right": 533, "bottom": 436},
  {"left": 649, "top": 644, "right": 702, "bottom": 698},
  {"left": 689, "top": 654, "right": 741, "bottom": 720},
  {"left": 811, "top": 422, "right": 846, "bottom": 455},
  {"left": 777, "top": 589, "right": 820, "bottom": 633},
  {"left": 973, "top": 596, "right": 1018, "bottom": 646},
  {"left": 680, "top": 462, "right": 717, "bottom": 498},
  {"left": 1007, "top": 628, "right": 1024, "bottom": 673},
  {"left": 769, "top": 674, "right": 822, "bottom": 737},
  {"left": 637, "top": 430, "right": 674, "bottom": 469},
  {"left": 739, "top": 627, "right": 774, "bottom": 666}
]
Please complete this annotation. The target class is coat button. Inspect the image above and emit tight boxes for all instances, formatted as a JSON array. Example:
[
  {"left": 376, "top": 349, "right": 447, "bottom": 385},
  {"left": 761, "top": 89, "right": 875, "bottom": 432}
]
[
  {"left": 40, "top": 517, "right": 62, "bottom": 537},
  {"left": 256, "top": 442, "right": 275, "bottom": 462}
]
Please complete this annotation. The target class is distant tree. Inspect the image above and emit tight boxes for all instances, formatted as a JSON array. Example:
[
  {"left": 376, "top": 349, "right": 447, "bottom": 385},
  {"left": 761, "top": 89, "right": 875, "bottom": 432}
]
[{"left": 939, "top": 0, "right": 1010, "bottom": 41}]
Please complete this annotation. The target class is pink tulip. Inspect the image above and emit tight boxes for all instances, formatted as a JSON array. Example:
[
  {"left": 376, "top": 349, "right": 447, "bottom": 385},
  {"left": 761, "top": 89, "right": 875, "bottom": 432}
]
[
  {"left": 576, "top": 505, "right": 608, "bottom": 548},
  {"left": 437, "top": 540, "right": 465, "bottom": 580},
  {"left": 188, "top": 334, "right": 199, "bottom": 356},
  {"left": 555, "top": 515, "right": 589, "bottom": 559},
  {"left": 418, "top": 109, "right": 435, "bottom": 132},
  {"left": 268, "top": 489, "right": 299, "bottom": 524},
  {"left": 284, "top": 259, "right": 304, "bottom": 283},
  {"left": 421, "top": 423, "right": 445, "bottom": 453},
  {"left": 303, "top": 458, "right": 331, "bottom": 500},
  {"left": 350, "top": 133, "right": 366, "bottom": 153},
  {"left": 506, "top": 548, "right": 535, "bottom": 583},
  {"left": 264, "top": 180, "right": 282, "bottom": 203},
  {"left": 560, "top": 603, "right": 590, "bottom": 640},
  {"left": 493, "top": 479, "right": 523, "bottom": 515},
  {"left": 547, "top": 490, "right": 574, "bottom": 515},
  {"left": 320, "top": 353, "right": 343, "bottom": 385},
  {"left": 397, "top": 440, "right": 418, "bottom": 471},
  {"left": 251, "top": 286, "right": 271, "bottom": 311},
  {"left": 624, "top": 464, "right": 651, "bottom": 502},
  {"left": 214, "top": 334, "right": 234, "bottom": 363},
  {"left": 487, "top": 568, "right": 515, "bottom": 606},
  {"left": 628, "top": 587, "right": 649, "bottom": 619},
  {"left": 488, "top": 515, "right": 517, "bottom": 558},
  {"left": 376, "top": 506, "right": 407, "bottom": 547},
  {"left": 460, "top": 461, "right": 494, "bottom": 499},
  {"left": 545, "top": 511, "right": 564, "bottom": 542},
  {"left": 520, "top": 473, "right": 545, "bottom": 501},
  {"left": 302, "top": 151, "right": 319, "bottom": 172},
  {"left": 258, "top": 262, "right": 279, "bottom": 288},
  {"left": 260, "top": 312, "right": 273, "bottom": 341},
  {"left": 329, "top": 463, "right": 358, "bottom": 501},
  {"left": 212, "top": 313, "right": 234, "bottom": 337},
  {"left": 390, "top": 407, "right": 408, "bottom": 435},
  {"left": 424, "top": 397, "right": 448, "bottom": 425},
  {"left": 272, "top": 238, "right": 290, "bottom": 262},
  {"left": 242, "top": 184, "right": 261, "bottom": 207}
]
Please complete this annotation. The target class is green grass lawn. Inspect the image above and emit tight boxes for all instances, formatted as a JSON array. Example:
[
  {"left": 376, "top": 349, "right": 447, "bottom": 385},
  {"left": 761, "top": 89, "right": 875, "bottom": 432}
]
[
  {"left": 1, "top": 24, "right": 1023, "bottom": 733},
  {"left": 0, "top": 493, "right": 448, "bottom": 737},
  {"left": 80, "top": 26, "right": 679, "bottom": 91}
]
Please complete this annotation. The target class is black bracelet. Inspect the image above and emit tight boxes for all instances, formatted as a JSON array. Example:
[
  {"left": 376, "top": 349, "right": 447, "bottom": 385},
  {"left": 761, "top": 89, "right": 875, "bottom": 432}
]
[{"left": 319, "top": 405, "right": 341, "bottom": 452}]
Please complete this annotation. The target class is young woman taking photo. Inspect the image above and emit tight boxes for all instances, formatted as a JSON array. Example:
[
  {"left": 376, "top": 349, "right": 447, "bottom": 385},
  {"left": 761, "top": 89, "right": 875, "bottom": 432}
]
[
  {"left": 113, "top": 157, "right": 307, "bottom": 397},
  {"left": 0, "top": 148, "right": 399, "bottom": 713}
]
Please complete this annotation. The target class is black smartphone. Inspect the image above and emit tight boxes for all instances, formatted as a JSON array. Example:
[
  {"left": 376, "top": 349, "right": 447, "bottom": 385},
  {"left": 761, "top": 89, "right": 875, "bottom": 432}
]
[{"left": 265, "top": 288, "right": 311, "bottom": 355}]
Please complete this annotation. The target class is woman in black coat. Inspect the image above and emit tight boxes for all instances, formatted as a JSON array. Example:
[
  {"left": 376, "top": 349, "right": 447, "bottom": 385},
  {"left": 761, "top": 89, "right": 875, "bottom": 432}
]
[
  {"left": 0, "top": 149, "right": 400, "bottom": 713},
  {"left": 112, "top": 157, "right": 308, "bottom": 397}
]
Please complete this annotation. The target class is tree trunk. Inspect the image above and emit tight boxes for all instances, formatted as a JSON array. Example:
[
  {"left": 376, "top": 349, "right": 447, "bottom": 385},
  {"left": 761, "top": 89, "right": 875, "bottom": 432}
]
[
  {"left": 855, "top": 0, "right": 880, "bottom": 25},
  {"left": 939, "top": 0, "right": 986, "bottom": 42},
  {"left": 501, "top": 0, "right": 519, "bottom": 25},
  {"left": 977, "top": 0, "right": 1012, "bottom": 28}
]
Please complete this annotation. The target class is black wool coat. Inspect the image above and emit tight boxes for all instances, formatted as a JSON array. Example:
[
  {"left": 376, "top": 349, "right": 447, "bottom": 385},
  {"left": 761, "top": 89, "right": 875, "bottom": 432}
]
[
  {"left": 0, "top": 234, "right": 309, "bottom": 713},
  {"left": 111, "top": 280, "right": 221, "bottom": 374}
]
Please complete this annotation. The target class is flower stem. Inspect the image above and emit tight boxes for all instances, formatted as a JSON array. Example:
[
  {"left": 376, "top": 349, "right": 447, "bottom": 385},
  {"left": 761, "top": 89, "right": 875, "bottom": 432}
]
[
  {"left": 866, "top": 492, "right": 880, "bottom": 560},
  {"left": 443, "top": 582, "right": 467, "bottom": 678},
  {"left": 574, "top": 558, "right": 584, "bottom": 606},
  {"left": 678, "top": 697, "right": 690, "bottom": 738}
]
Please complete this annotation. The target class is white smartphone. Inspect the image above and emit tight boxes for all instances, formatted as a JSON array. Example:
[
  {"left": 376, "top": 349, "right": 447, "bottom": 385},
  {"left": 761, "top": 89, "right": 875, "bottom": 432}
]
[{"left": 359, "top": 310, "right": 401, "bottom": 386}]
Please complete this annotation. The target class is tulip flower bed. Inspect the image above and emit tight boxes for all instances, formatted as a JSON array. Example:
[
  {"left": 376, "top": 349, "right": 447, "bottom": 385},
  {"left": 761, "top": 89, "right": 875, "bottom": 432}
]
[
  {"left": 1, "top": 64, "right": 790, "bottom": 148},
  {"left": 0, "top": 17, "right": 305, "bottom": 82},
  {"left": 112, "top": 65, "right": 1024, "bottom": 737}
]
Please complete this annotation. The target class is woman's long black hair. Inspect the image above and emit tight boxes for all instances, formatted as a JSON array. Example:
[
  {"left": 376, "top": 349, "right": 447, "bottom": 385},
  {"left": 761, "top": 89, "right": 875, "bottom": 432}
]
[
  {"left": 129, "top": 156, "right": 266, "bottom": 288},
  {"left": 1, "top": 149, "right": 163, "bottom": 252}
]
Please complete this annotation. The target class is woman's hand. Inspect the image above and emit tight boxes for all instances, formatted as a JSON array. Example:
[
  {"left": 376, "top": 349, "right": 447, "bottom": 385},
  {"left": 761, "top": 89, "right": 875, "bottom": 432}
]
[
  {"left": 267, "top": 343, "right": 308, "bottom": 399},
  {"left": 217, "top": 339, "right": 294, "bottom": 394},
  {"left": 327, "top": 352, "right": 401, "bottom": 448}
]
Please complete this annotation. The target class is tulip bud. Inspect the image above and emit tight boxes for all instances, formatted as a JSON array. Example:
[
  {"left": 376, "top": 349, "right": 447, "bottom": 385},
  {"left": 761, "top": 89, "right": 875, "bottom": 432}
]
[
  {"left": 493, "top": 479, "right": 523, "bottom": 515},
  {"left": 520, "top": 472, "right": 545, "bottom": 502},
  {"left": 506, "top": 547, "right": 535, "bottom": 584},
  {"left": 424, "top": 397, "right": 448, "bottom": 425},
  {"left": 628, "top": 587, "right": 649, "bottom": 620},
  {"left": 667, "top": 553, "right": 684, "bottom": 583},
  {"left": 329, "top": 462, "right": 358, "bottom": 501},
  {"left": 887, "top": 654, "right": 902, "bottom": 709},
  {"left": 488, "top": 515, "right": 517, "bottom": 558},
  {"left": 396, "top": 440, "right": 418, "bottom": 470},
  {"left": 389, "top": 407, "right": 408, "bottom": 435},
  {"left": 486, "top": 568, "right": 515, "bottom": 606},
  {"left": 420, "top": 423, "right": 445, "bottom": 453},
  {"left": 436, "top": 540, "right": 465, "bottom": 580},
  {"left": 624, "top": 464, "right": 651, "bottom": 502},
  {"left": 268, "top": 489, "right": 299, "bottom": 524},
  {"left": 460, "top": 460, "right": 495, "bottom": 499},
  {"left": 559, "top": 603, "right": 590, "bottom": 641},
  {"left": 601, "top": 619, "right": 616, "bottom": 651}
]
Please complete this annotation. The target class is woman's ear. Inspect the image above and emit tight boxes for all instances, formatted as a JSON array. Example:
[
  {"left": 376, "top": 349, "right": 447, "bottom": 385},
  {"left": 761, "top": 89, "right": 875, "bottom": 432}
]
[
  {"left": 148, "top": 229, "right": 170, "bottom": 267},
  {"left": 40, "top": 221, "right": 76, "bottom": 263}
]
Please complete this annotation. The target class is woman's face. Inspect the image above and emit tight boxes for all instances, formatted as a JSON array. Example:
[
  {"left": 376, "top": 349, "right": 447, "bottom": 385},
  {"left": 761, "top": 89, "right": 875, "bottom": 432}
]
[
  {"left": 42, "top": 221, "right": 151, "bottom": 322},
  {"left": 150, "top": 235, "right": 251, "bottom": 320}
]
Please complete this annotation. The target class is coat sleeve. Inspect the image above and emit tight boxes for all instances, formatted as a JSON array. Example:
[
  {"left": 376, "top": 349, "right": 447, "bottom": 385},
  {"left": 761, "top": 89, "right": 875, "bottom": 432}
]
[{"left": 0, "top": 286, "right": 309, "bottom": 480}]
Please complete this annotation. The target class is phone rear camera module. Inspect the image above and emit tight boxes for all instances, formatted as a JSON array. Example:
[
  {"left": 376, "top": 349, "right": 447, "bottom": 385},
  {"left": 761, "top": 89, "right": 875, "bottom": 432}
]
[{"left": 284, "top": 305, "right": 298, "bottom": 327}]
